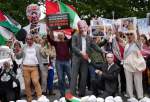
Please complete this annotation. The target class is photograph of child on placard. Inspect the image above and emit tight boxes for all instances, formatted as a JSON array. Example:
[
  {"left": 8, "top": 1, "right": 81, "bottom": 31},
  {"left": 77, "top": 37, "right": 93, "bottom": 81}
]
[{"left": 121, "top": 17, "right": 136, "bottom": 32}]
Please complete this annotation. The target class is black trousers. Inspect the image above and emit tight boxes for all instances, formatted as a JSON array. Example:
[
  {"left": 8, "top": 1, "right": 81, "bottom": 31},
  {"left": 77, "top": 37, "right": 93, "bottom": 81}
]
[
  {"left": 0, "top": 80, "right": 20, "bottom": 102},
  {"left": 0, "top": 88, "right": 15, "bottom": 102},
  {"left": 92, "top": 75, "right": 104, "bottom": 96},
  {"left": 91, "top": 76, "right": 115, "bottom": 98},
  {"left": 116, "top": 59, "right": 126, "bottom": 93}
]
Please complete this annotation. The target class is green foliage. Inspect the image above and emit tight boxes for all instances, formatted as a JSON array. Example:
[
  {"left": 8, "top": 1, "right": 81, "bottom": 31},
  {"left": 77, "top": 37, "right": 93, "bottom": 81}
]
[
  {"left": 0, "top": 0, "right": 150, "bottom": 26},
  {"left": 61, "top": 0, "right": 150, "bottom": 24}
]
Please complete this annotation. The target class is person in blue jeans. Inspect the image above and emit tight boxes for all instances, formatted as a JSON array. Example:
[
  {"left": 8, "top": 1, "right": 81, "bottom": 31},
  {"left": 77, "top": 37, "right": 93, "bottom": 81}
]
[
  {"left": 47, "top": 30, "right": 71, "bottom": 97},
  {"left": 56, "top": 60, "right": 71, "bottom": 97},
  {"left": 47, "top": 64, "right": 55, "bottom": 95}
]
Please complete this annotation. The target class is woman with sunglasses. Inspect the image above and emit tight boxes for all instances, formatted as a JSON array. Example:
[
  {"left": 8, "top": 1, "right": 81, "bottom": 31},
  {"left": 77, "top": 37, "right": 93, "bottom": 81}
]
[{"left": 123, "top": 30, "right": 145, "bottom": 100}]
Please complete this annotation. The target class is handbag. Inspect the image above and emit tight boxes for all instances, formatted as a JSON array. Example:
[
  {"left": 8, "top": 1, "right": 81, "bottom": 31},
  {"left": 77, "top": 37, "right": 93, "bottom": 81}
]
[
  {"left": 135, "top": 42, "right": 146, "bottom": 71},
  {"left": 124, "top": 42, "right": 146, "bottom": 72},
  {"left": 124, "top": 50, "right": 146, "bottom": 72},
  {"left": 132, "top": 50, "right": 146, "bottom": 71}
]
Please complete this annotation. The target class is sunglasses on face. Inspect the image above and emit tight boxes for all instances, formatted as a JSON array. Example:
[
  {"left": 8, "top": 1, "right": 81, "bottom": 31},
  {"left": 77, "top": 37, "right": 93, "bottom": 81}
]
[
  {"left": 126, "top": 33, "right": 133, "bottom": 36},
  {"left": 120, "top": 34, "right": 125, "bottom": 38}
]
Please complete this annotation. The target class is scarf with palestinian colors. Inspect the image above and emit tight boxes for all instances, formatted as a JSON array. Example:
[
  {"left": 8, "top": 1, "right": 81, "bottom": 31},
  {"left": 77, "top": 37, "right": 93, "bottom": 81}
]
[{"left": 112, "top": 37, "right": 124, "bottom": 61}]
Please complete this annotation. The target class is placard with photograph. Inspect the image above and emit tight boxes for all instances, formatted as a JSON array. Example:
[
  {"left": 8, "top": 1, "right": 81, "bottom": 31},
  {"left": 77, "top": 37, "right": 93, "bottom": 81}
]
[
  {"left": 137, "top": 18, "right": 150, "bottom": 38},
  {"left": 90, "top": 18, "right": 105, "bottom": 36},
  {"left": 102, "top": 18, "right": 114, "bottom": 35},
  {"left": 105, "top": 25, "right": 113, "bottom": 35},
  {"left": 47, "top": 13, "right": 70, "bottom": 30},
  {"left": 91, "top": 25, "right": 105, "bottom": 36},
  {"left": 120, "top": 17, "right": 137, "bottom": 33}
]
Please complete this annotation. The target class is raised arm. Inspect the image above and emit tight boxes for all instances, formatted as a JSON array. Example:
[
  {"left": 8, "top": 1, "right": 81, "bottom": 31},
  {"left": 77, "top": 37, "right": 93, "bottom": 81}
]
[{"left": 47, "top": 30, "right": 56, "bottom": 46}]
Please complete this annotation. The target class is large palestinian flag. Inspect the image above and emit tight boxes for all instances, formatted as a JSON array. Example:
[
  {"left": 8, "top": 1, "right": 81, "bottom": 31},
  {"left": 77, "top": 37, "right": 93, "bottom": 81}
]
[
  {"left": 0, "top": 10, "right": 21, "bottom": 45},
  {"left": 45, "top": 0, "right": 80, "bottom": 37}
]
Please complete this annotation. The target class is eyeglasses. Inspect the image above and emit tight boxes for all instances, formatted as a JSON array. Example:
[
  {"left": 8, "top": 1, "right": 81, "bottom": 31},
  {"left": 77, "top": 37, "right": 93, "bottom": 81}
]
[
  {"left": 126, "top": 33, "right": 133, "bottom": 36},
  {"left": 120, "top": 35, "right": 126, "bottom": 38}
]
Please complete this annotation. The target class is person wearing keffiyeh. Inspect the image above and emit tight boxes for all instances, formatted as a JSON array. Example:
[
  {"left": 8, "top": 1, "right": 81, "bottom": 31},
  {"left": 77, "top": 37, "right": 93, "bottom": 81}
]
[{"left": 111, "top": 31, "right": 126, "bottom": 94}]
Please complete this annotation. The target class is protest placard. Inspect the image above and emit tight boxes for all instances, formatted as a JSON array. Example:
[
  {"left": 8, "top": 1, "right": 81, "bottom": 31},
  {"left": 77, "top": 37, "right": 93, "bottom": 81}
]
[
  {"left": 137, "top": 18, "right": 149, "bottom": 34},
  {"left": 120, "top": 17, "right": 137, "bottom": 33},
  {"left": 47, "top": 13, "right": 70, "bottom": 30},
  {"left": 90, "top": 18, "right": 105, "bottom": 36},
  {"left": 91, "top": 25, "right": 105, "bottom": 36}
]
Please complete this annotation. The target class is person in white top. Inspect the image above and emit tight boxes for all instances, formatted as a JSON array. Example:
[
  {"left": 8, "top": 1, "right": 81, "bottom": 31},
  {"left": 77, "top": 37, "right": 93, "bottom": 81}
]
[
  {"left": 123, "top": 31, "right": 145, "bottom": 100},
  {"left": 16, "top": 35, "right": 43, "bottom": 102}
]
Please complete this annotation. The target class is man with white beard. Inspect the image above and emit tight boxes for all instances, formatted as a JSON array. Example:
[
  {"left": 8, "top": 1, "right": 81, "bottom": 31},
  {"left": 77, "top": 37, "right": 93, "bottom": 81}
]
[{"left": 70, "top": 20, "right": 106, "bottom": 97}]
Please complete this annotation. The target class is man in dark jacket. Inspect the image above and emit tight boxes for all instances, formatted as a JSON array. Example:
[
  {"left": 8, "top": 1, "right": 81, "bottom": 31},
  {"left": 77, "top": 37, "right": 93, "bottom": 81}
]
[{"left": 92, "top": 53, "right": 120, "bottom": 98}]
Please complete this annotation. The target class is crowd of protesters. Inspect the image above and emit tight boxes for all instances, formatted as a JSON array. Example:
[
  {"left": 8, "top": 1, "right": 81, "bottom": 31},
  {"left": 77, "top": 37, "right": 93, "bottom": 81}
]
[
  {"left": 0, "top": 19, "right": 150, "bottom": 102},
  {"left": 1, "top": 4, "right": 150, "bottom": 102}
]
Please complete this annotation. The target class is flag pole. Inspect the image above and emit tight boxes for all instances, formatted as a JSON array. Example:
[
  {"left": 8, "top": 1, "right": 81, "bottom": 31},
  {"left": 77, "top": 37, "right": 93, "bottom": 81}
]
[
  {"left": 112, "top": 11, "right": 115, "bottom": 21},
  {"left": 112, "top": 11, "right": 116, "bottom": 34}
]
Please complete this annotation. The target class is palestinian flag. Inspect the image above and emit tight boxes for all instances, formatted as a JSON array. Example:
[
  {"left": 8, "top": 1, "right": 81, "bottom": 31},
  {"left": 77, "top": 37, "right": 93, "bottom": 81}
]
[
  {"left": 45, "top": 0, "right": 80, "bottom": 37},
  {"left": 0, "top": 26, "right": 14, "bottom": 45},
  {"left": 65, "top": 91, "right": 81, "bottom": 102},
  {"left": 0, "top": 10, "right": 21, "bottom": 45}
]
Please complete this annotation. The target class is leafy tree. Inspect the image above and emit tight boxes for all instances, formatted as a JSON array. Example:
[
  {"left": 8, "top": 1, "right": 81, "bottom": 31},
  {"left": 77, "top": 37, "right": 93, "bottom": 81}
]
[{"left": 61, "top": 0, "right": 150, "bottom": 24}]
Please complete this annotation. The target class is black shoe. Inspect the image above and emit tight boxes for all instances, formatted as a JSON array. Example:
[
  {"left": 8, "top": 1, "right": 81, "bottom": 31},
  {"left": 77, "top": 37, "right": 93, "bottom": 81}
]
[
  {"left": 42, "top": 92, "right": 47, "bottom": 95},
  {"left": 49, "top": 91, "right": 56, "bottom": 96},
  {"left": 78, "top": 93, "right": 84, "bottom": 97}
]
